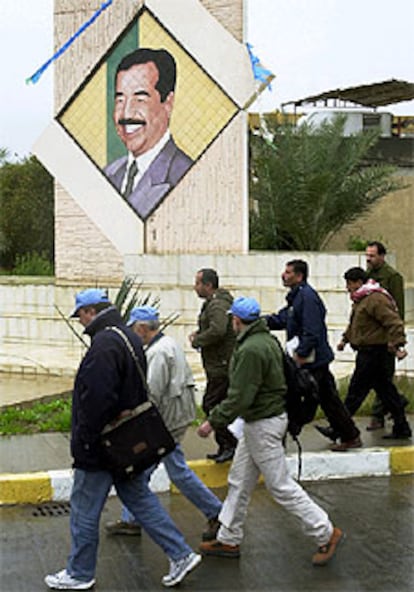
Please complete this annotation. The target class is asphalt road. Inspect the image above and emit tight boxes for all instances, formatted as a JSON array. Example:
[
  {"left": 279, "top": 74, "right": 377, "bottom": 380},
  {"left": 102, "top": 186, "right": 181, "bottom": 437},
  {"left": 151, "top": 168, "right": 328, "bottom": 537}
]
[{"left": 1, "top": 476, "right": 413, "bottom": 592}]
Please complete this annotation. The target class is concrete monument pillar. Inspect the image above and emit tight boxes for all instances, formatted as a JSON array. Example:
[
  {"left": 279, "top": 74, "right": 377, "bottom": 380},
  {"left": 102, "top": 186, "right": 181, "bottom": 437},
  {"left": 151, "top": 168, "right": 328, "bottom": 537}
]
[{"left": 34, "top": 0, "right": 258, "bottom": 281}]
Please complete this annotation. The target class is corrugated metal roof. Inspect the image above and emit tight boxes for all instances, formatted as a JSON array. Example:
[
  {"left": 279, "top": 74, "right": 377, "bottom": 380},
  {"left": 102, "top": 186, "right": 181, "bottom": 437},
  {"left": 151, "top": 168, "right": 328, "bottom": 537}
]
[{"left": 283, "top": 79, "right": 414, "bottom": 108}]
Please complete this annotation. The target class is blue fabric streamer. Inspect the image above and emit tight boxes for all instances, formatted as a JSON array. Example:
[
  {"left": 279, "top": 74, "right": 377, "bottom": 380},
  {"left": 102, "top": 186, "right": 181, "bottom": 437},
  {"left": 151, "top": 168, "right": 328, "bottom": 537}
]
[
  {"left": 26, "top": 0, "right": 113, "bottom": 85},
  {"left": 246, "top": 42, "right": 273, "bottom": 90}
]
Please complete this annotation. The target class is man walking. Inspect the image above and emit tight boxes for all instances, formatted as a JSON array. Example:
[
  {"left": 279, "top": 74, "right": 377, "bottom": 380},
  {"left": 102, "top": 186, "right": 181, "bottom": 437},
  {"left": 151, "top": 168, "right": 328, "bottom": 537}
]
[
  {"left": 45, "top": 290, "right": 201, "bottom": 590},
  {"left": 266, "top": 259, "right": 361, "bottom": 451},
  {"left": 190, "top": 268, "right": 238, "bottom": 463},
  {"left": 337, "top": 267, "right": 411, "bottom": 440},
  {"left": 198, "top": 297, "right": 344, "bottom": 566},
  {"left": 365, "top": 241, "right": 407, "bottom": 430},
  {"left": 106, "top": 305, "right": 223, "bottom": 542}
]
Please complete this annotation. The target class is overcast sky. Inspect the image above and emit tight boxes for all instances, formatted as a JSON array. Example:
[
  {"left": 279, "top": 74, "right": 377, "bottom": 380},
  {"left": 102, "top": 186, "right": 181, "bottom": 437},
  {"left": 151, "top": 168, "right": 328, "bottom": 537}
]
[{"left": 1, "top": 0, "right": 413, "bottom": 158}]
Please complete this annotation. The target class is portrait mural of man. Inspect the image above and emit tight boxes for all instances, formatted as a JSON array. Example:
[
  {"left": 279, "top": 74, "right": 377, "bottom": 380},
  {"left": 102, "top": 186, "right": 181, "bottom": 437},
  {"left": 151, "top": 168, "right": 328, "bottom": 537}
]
[
  {"left": 58, "top": 8, "right": 239, "bottom": 229},
  {"left": 104, "top": 48, "right": 193, "bottom": 220}
]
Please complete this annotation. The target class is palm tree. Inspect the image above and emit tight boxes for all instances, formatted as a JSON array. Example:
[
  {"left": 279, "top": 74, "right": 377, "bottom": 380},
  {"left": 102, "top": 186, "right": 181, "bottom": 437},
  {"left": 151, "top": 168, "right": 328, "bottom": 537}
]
[{"left": 249, "top": 114, "right": 403, "bottom": 250}]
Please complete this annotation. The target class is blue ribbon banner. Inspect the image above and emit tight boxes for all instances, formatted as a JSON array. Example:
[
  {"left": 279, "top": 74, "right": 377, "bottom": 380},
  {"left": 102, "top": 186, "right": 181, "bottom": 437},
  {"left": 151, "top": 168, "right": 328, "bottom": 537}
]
[
  {"left": 26, "top": 0, "right": 113, "bottom": 85},
  {"left": 246, "top": 42, "right": 274, "bottom": 90}
]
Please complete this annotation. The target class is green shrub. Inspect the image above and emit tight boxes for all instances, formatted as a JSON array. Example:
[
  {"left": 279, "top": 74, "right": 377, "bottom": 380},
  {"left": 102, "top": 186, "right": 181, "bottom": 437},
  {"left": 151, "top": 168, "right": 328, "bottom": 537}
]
[
  {"left": 346, "top": 235, "right": 386, "bottom": 252},
  {"left": 0, "top": 398, "right": 71, "bottom": 435},
  {"left": 346, "top": 235, "right": 370, "bottom": 251},
  {"left": 0, "top": 155, "right": 54, "bottom": 268},
  {"left": 13, "top": 251, "right": 54, "bottom": 276}
]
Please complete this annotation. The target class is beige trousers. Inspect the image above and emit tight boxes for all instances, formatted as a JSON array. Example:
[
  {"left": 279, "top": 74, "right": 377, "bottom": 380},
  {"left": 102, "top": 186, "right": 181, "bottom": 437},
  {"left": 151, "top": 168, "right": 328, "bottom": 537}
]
[{"left": 218, "top": 413, "right": 333, "bottom": 547}]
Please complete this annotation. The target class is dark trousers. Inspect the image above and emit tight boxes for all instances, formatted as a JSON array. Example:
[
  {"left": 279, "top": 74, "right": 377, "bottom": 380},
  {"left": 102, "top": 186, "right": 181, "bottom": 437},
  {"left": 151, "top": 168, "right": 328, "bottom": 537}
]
[
  {"left": 370, "top": 353, "right": 405, "bottom": 418},
  {"left": 344, "top": 346, "right": 406, "bottom": 427},
  {"left": 311, "top": 365, "right": 360, "bottom": 442},
  {"left": 203, "top": 375, "right": 238, "bottom": 452}
]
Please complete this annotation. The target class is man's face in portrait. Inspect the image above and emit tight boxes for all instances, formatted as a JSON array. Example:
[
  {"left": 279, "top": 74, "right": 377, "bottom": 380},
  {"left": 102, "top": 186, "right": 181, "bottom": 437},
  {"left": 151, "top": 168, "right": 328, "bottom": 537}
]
[{"left": 113, "top": 61, "right": 174, "bottom": 157}]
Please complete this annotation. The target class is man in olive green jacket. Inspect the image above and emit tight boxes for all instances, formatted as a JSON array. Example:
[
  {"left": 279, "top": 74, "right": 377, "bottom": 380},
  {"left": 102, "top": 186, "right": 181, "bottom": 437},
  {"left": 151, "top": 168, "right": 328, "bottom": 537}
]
[
  {"left": 365, "top": 241, "right": 406, "bottom": 430},
  {"left": 190, "top": 268, "right": 237, "bottom": 463},
  {"left": 198, "top": 297, "right": 344, "bottom": 567}
]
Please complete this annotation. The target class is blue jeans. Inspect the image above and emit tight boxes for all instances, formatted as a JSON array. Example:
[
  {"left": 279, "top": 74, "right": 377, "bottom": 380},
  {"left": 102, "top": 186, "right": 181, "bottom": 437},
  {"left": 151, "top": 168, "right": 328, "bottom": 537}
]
[
  {"left": 67, "top": 468, "right": 193, "bottom": 581},
  {"left": 121, "top": 443, "right": 222, "bottom": 524}
]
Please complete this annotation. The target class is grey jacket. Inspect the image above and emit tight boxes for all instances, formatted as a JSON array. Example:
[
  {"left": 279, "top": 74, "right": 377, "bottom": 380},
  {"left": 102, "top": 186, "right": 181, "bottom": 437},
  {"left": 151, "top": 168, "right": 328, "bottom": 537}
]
[{"left": 146, "top": 333, "right": 196, "bottom": 442}]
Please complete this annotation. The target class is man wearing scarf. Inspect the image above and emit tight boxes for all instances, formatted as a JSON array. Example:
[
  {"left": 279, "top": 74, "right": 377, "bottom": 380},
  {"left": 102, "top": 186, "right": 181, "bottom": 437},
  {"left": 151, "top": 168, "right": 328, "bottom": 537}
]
[{"left": 337, "top": 267, "right": 411, "bottom": 440}]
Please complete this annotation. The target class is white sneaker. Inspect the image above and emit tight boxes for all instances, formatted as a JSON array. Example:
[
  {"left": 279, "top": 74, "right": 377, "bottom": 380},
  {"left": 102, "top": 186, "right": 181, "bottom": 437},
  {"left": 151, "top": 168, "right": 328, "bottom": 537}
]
[
  {"left": 44, "top": 569, "right": 95, "bottom": 590},
  {"left": 162, "top": 552, "right": 202, "bottom": 587}
]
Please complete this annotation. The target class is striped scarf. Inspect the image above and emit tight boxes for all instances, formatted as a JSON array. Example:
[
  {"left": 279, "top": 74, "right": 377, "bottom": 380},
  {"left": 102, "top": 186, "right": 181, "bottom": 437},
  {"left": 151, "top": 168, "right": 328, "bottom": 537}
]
[{"left": 351, "top": 279, "right": 396, "bottom": 309}]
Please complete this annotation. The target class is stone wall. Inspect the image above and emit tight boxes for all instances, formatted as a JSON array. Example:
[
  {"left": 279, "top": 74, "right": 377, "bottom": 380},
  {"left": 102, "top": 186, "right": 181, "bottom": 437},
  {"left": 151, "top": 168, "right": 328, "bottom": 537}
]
[{"left": 1, "top": 253, "right": 413, "bottom": 379}]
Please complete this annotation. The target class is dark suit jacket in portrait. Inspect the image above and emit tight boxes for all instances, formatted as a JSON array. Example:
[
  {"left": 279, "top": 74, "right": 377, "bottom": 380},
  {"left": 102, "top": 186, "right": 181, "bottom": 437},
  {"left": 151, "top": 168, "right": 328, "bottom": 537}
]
[{"left": 104, "top": 137, "right": 193, "bottom": 220}]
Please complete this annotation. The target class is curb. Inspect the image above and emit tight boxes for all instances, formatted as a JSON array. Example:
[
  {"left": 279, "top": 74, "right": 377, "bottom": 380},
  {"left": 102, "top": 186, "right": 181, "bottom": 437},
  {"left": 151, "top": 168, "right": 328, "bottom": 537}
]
[{"left": 0, "top": 446, "right": 413, "bottom": 506}]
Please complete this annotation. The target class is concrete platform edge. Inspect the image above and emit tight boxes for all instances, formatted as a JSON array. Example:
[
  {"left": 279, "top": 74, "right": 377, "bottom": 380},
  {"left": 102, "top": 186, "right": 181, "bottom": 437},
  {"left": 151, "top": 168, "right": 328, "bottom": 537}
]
[{"left": 1, "top": 446, "right": 413, "bottom": 505}]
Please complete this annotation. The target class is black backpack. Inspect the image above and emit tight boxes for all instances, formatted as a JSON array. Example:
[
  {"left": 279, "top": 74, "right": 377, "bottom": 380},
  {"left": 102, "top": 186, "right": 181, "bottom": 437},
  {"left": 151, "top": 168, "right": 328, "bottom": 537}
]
[{"left": 273, "top": 336, "right": 319, "bottom": 438}]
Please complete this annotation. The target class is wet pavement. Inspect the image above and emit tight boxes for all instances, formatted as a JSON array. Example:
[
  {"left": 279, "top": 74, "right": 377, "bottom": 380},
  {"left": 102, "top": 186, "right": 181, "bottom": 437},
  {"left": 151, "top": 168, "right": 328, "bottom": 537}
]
[{"left": 1, "top": 475, "right": 413, "bottom": 592}]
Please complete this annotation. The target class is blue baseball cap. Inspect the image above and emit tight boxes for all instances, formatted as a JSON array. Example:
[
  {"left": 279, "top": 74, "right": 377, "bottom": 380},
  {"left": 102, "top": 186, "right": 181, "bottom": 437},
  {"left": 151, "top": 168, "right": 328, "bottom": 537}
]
[
  {"left": 230, "top": 296, "right": 261, "bottom": 321},
  {"left": 70, "top": 288, "right": 110, "bottom": 317},
  {"left": 127, "top": 305, "right": 159, "bottom": 326}
]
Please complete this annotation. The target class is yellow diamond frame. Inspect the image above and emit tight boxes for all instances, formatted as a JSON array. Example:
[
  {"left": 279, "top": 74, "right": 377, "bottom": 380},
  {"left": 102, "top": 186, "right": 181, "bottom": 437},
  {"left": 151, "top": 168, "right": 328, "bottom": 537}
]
[{"left": 59, "top": 8, "right": 238, "bottom": 198}]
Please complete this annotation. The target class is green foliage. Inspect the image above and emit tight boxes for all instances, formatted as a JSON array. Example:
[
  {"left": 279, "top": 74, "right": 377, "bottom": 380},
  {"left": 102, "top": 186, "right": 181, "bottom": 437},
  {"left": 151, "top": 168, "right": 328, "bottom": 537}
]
[
  {"left": 249, "top": 115, "right": 403, "bottom": 251},
  {"left": 191, "top": 404, "right": 206, "bottom": 427},
  {"left": 0, "top": 153, "right": 54, "bottom": 270},
  {"left": 346, "top": 234, "right": 386, "bottom": 252},
  {"left": 0, "top": 398, "right": 72, "bottom": 435},
  {"left": 114, "top": 275, "right": 178, "bottom": 330},
  {"left": 346, "top": 235, "right": 370, "bottom": 251},
  {"left": 13, "top": 251, "right": 54, "bottom": 276},
  {"left": 114, "top": 276, "right": 160, "bottom": 323},
  {"left": 0, "top": 147, "right": 9, "bottom": 164}
]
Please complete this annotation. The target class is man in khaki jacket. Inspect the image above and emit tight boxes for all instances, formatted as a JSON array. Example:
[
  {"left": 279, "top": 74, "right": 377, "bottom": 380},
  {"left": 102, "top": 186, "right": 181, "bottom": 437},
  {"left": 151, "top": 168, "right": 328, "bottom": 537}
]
[
  {"left": 190, "top": 268, "right": 238, "bottom": 463},
  {"left": 337, "top": 267, "right": 411, "bottom": 440}
]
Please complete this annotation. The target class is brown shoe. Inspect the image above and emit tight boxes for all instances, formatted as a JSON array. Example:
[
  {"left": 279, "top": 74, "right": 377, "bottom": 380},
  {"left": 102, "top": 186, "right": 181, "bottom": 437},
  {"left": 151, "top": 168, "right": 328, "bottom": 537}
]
[
  {"left": 105, "top": 520, "right": 142, "bottom": 536},
  {"left": 366, "top": 417, "right": 385, "bottom": 431},
  {"left": 199, "top": 539, "right": 240, "bottom": 558},
  {"left": 330, "top": 436, "right": 362, "bottom": 452},
  {"left": 312, "top": 527, "right": 344, "bottom": 566},
  {"left": 202, "top": 517, "right": 220, "bottom": 541}
]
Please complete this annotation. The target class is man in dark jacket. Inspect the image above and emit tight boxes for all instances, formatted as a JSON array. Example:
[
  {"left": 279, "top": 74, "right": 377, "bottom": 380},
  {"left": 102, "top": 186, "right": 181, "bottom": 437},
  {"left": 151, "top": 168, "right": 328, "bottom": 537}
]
[
  {"left": 45, "top": 289, "right": 201, "bottom": 590},
  {"left": 365, "top": 241, "right": 407, "bottom": 430},
  {"left": 266, "top": 260, "right": 361, "bottom": 451},
  {"left": 198, "top": 297, "right": 344, "bottom": 566},
  {"left": 190, "top": 269, "right": 238, "bottom": 463}
]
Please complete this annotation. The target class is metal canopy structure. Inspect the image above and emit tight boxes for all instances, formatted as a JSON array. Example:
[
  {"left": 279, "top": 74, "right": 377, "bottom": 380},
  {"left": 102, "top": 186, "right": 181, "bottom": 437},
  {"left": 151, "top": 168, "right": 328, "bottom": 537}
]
[{"left": 282, "top": 79, "right": 414, "bottom": 109}]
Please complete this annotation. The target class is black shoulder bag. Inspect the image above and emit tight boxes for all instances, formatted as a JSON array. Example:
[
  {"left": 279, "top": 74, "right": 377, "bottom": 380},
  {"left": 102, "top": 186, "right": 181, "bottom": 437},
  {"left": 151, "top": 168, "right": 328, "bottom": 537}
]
[{"left": 100, "top": 327, "right": 176, "bottom": 480}]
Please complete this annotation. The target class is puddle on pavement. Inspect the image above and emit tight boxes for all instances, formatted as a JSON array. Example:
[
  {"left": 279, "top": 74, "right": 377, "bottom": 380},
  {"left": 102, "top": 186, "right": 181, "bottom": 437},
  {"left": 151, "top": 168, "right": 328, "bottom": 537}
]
[{"left": 0, "top": 374, "right": 74, "bottom": 407}]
